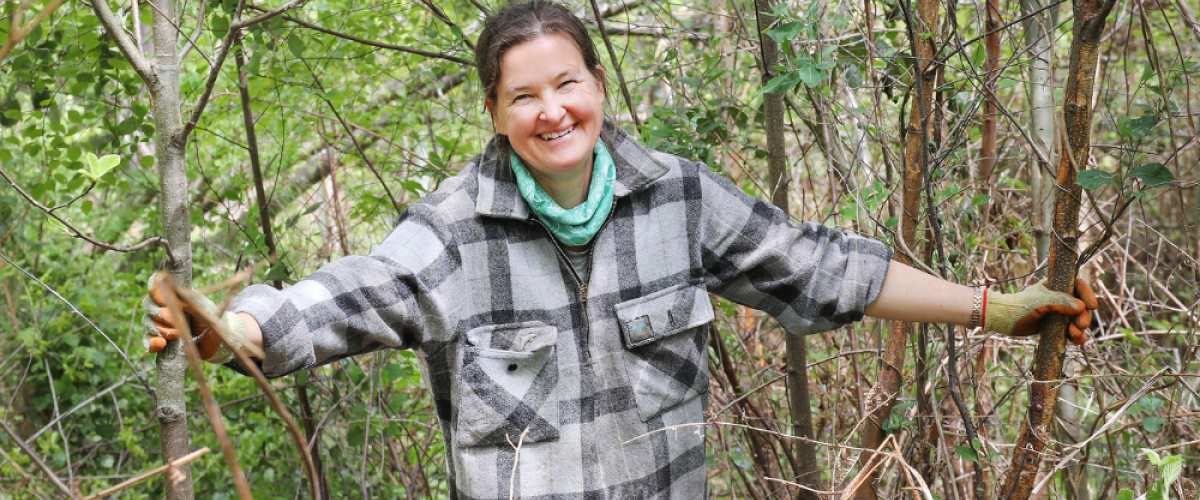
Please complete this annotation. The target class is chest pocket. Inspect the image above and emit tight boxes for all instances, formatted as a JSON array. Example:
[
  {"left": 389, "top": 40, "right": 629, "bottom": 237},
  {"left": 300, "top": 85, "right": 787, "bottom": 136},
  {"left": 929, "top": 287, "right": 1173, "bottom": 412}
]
[
  {"left": 455, "top": 322, "right": 559, "bottom": 448},
  {"left": 615, "top": 283, "right": 714, "bottom": 421}
]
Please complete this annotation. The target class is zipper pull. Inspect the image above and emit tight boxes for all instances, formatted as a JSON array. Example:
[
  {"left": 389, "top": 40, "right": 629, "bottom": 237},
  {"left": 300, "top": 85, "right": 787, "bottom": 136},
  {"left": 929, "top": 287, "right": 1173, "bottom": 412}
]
[{"left": 580, "top": 283, "right": 588, "bottom": 301}]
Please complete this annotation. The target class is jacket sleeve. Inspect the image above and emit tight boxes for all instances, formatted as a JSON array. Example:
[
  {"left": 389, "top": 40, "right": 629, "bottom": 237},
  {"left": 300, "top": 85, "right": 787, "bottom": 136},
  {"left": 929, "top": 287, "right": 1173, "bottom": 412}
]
[
  {"left": 227, "top": 206, "right": 455, "bottom": 377},
  {"left": 696, "top": 165, "right": 892, "bottom": 335}
]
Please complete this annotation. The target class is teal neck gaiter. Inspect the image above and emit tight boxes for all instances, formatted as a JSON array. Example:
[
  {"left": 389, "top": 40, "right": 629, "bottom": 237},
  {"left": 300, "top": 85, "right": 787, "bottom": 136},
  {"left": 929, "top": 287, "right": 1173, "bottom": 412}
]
[{"left": 509, "top": 139, "right": 615, "bottom": 247}]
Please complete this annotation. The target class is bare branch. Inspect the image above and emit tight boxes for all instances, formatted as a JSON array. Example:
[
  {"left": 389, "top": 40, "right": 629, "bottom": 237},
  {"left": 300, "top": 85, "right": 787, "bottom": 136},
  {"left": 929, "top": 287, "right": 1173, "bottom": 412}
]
[
  {"left": 81, "top": 448, "right": 211, "bottom": 500},
  {"left": 247, "top": 5, "right": 473, "bottom": 66},
  {"left": 0, "top": 418, "right": 79, "bottom": 499},
  {"left": 177, "top": 0, "right": 248, "bottom": 147},
  {"left": 89, "top": 0, "right": 156, "bottom": 83},
  {"left": 0, "top": 250, "right": 157, "bottom": 401},
  {"left": 0, "top": 166, "right": 176, "bottom": 263}
]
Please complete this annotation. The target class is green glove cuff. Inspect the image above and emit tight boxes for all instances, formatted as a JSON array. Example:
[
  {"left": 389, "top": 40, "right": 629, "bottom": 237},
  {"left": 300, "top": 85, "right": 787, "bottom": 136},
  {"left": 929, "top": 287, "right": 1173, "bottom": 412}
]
[
  {"left": 983, "top": 281, "right": 1080, "bottom": 335},
  {"left": 206, "top": 311, "right": 246, "bottom": 365}
]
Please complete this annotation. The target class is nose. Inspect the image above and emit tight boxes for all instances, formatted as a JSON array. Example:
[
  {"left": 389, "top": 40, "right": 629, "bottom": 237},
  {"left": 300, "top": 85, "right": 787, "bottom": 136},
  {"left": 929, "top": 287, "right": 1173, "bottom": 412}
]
[{"left": 539, "top": 95, "right": 566, "bottom": 123}]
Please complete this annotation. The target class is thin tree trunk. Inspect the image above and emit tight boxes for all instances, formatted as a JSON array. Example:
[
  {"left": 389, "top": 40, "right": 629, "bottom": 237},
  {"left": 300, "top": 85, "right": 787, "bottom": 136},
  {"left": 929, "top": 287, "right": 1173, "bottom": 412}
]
[
  {"left": 1000, "top": 0, "right": 1118, "bottom": 497},
  {"left": 148, "top": 1, "right": 195, "bottom": 498},
  {"left": 1024, "top": 0, "right": 1059, "bottom": 264},
  {"left": 850, "top": 0, "right": 939, "bottom": 496},
  {"left": 980, "top": 0, "right": 1001, "bottom": 181},
  {"left": 752, "top": 0, "right": 820, "bottom": 497},
  {"left": 235, "top": 39, "right": 281, "bottom": 290}
]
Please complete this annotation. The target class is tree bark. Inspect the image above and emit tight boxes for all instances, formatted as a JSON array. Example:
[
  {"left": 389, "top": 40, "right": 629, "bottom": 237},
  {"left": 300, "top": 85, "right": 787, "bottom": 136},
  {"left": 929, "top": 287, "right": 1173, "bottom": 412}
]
[
  {"left": 149, "top": 0, "right": 196, "bottom": 498},
  {"left": 1000, "top": 0, "right": 1118, "bottom": 497},
  {"left": 849, "top": 0, "right": 939, "bottom": 496},
  {"left": 980, "top": 0, "right": 1001, "bottom": 181},
  {"left": 1023, "top": 0, "right": 1059, "bottom": 264},
  {"left": 753, "top": 0, "right": 820, "bottom": 497}
]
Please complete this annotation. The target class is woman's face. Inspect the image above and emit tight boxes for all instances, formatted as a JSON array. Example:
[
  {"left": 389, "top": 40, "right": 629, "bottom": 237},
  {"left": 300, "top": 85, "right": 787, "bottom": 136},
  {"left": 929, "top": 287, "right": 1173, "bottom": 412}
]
[{"left": 489, "top": 32, "right": 605, "bottom": 186}]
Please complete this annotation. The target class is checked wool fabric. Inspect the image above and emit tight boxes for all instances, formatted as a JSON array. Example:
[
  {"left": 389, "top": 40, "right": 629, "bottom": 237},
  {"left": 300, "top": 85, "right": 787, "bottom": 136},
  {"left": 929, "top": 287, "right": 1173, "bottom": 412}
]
[{"left": 228, "top": 122, "right": 892, "bottom": 499}]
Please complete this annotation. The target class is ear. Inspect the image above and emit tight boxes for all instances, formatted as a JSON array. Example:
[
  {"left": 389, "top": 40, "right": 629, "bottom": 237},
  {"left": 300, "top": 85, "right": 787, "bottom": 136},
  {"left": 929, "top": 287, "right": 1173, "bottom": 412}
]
[
  {"left": 594, "top": 65, "right": 607, "bottom": 100},
  {"left": 486, "top": 100, "right": 506, "bottom": 136}
]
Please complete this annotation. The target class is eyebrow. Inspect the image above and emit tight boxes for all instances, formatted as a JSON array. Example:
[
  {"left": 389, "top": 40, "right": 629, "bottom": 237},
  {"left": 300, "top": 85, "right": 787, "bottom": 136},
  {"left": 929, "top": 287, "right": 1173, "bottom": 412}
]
[{"left": 503, "top": 68, "right": 580, "bottom": 95}]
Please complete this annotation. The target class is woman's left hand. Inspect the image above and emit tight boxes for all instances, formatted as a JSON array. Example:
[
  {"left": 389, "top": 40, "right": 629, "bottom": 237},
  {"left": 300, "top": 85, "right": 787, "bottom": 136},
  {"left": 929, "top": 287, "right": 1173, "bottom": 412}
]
[{"left": 984, "top": 278, "right": 1099, "bottom": 345}]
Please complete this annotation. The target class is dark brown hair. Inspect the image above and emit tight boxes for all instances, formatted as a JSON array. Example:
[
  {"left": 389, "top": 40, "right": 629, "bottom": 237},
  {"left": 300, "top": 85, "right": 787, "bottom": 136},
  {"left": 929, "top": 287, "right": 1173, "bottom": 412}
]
[{"left": 475, "top": 0, "right": 607, "bottom": 108}]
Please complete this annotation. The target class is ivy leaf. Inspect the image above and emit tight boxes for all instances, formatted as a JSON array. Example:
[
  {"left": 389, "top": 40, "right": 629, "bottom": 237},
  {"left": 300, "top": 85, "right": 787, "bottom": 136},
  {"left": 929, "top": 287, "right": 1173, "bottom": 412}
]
[
  {"left": 1130, "top": 163, "right": 1174, "bottom": 188},
  {"left": 763, "top": 71, "right": 802, "bottom": 94},
  {"left": 955, "top": 445, "right": 979, "bottom": 462},
  {"left": 1075, "top": 169, "right": 1114, "bottom": 190}
]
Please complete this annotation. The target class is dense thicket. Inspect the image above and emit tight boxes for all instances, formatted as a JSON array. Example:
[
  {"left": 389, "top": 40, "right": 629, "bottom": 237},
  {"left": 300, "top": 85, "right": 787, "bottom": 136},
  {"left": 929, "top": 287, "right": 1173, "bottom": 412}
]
[{"left": 0, "top": 0, "right": 1197, "bottom": 498}]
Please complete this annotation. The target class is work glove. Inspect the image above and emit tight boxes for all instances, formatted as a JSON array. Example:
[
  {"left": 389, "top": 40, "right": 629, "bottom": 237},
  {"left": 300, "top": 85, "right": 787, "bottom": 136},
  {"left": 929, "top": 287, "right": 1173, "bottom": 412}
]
[
  {"left": 983, "top": 278, "right": 1098, "bottom": 345},
  {"left": 142, "top": 275, "right": 244, "bottom": 364}
]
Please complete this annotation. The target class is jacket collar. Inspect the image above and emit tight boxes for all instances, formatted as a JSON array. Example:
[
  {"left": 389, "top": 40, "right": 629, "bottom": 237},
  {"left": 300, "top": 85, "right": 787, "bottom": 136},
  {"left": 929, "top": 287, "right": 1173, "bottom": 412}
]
[{"left": 475, "top": 120, "right": 671, "bottom": 220}]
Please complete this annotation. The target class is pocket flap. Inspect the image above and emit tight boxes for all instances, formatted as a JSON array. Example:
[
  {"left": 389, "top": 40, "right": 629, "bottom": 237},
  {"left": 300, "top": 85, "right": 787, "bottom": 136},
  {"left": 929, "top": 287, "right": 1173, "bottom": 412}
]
[
  {"left": 614, "top": 283, "right": 714, "bottom": 348},
  {"left": 466, "top": 322, "right": 557, "bottom": 353}
]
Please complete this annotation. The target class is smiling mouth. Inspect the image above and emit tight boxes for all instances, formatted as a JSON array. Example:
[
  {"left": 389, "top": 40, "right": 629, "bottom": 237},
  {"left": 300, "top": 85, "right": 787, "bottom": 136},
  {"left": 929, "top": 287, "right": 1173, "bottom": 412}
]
[{"left": 539, "top": 125, "right": 575, "bottom": 141}]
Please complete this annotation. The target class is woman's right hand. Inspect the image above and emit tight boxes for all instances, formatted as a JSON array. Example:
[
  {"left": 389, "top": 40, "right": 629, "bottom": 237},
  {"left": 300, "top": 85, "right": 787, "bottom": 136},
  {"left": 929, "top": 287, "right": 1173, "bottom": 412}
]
[{"left": 141, "top": 274, "right": 245, "bottom": 364}]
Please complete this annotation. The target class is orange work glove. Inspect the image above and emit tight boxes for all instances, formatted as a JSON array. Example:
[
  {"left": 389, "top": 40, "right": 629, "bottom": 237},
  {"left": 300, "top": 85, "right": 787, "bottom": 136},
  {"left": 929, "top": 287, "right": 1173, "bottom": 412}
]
[
  {"left": 983, "top": 278, "right": 1099, "bottom": 345},
  {"left": 141, "top": 275, "right": 244, "bottom": 364}
]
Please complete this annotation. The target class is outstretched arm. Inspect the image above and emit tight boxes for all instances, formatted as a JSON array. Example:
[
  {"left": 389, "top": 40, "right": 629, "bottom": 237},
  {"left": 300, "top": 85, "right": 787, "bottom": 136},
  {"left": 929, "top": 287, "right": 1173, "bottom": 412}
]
[
  {"left": 864, "top": 261, "right": 1099, "bottom": 344},
  {"left": 864, "top": 261, "right": 974, "bottom": 326}
]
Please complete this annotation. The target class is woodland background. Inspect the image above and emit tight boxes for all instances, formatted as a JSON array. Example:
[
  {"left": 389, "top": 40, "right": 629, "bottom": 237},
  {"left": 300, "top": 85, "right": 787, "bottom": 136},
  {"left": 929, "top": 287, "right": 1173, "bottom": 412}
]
[{"left": 0, "top": 0, "right": 1197, "bottom": 498}]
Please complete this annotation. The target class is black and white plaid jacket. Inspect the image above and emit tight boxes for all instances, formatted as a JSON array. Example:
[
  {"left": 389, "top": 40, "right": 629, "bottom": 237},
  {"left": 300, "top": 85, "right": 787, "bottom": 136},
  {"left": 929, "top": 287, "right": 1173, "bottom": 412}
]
[{"left": 229, "top": 122, "right": 892, "bottom": 499}]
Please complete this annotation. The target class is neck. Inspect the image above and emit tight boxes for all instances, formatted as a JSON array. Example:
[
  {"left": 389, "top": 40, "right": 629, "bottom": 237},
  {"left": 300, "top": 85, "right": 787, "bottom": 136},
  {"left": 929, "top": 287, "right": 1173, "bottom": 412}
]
[{"left": 529, "top": 157, "right": 594, "bottom": 209}]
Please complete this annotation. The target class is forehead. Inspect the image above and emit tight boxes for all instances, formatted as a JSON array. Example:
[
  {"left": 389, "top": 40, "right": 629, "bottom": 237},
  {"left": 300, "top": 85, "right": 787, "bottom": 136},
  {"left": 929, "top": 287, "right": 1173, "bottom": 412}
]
[{"left": 497, "top": 32, "right": 587, "bottom": 89}]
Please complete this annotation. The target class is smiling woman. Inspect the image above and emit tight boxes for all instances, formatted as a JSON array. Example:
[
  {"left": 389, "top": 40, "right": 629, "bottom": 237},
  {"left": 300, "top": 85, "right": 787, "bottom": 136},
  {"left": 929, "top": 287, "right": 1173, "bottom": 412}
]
[
  {"left": 140, "top": 1, "right": 1099, "bottom": 498},
  {"left": 487, "top": 33, "right": 606, "bottom": 209}
]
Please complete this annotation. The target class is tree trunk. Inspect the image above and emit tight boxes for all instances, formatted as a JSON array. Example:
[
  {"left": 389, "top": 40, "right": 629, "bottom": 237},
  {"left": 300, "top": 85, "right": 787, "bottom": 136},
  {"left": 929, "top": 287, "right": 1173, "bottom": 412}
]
[
  {"left": 980, "top": 0, "right": 1001, "bottom": 181},
  {"left": 850, "top": 0, "right": 939, "bottom": 496},
  {"left": 151, "top": 1, "right": 196, "bottom": 498},
  {"left": 1000, "top": 0, "right": 1118, "bottom": 497},
  {"left": 1023, "top": 0, "right": 1059, "bottom": 264},
  {"left": 753, "top": 0, "right": 820, "bottom": 497}
]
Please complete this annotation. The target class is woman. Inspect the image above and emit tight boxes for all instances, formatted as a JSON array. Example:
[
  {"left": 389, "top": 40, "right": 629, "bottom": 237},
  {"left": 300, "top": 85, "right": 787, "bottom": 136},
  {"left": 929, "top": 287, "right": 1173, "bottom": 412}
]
[{"left": 143, "top": 1, "right": 1096, "bottom": 497}]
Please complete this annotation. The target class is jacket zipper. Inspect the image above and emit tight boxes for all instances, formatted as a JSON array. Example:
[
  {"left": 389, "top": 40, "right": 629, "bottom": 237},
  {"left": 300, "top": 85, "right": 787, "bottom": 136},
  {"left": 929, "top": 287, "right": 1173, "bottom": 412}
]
[{"left": 531, "top": 212, "right": 613, "bottom": 363}]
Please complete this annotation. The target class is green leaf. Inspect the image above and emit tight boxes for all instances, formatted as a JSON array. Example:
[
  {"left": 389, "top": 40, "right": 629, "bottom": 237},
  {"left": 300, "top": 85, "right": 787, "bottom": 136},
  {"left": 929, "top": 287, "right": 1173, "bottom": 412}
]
[
  {"left": 955, "top": 445, "right": 979, "bottom": 462},
  {"left": 767, "top": 22, "right": 806, "bottom": 43},
  {"left": 1142, "top": 416, "right": 1164, "bottom": 433},
  {"left": 1143, "top": 448, "right": 1163, "bottom": 465},
  {"left": 763, "top": 71, "right": 802, "bottom": 94},
  {"left": 48, "top": 217, "right": 72, "bottom": 235},
  {"left": 1075, "top": 169, "right": 1114, "bottom": 190},
  {"left": 140, "top": 155, "right": 155, "bottom": 168},
  {"left": 83, "top": 153, "right": 121, "bottom": 181},
  {"left": 1116, "top": 490, "right": 1135, "bottom": 500},
  {"left": 1161, "top": 456, "right": 1183, "bottom": 488},
  {"left": 287, "top": 36, "right": 305, "bottom": 58},
  {"left": 1130, "top": 163, "right": 1174, "bottom": 187},
  {"left": 265, "top": 263, "right": 290, "bottom": 282}
]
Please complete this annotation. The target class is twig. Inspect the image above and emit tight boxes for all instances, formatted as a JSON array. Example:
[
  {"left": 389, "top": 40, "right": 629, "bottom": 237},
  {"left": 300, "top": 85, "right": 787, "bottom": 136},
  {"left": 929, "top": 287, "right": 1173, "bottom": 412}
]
[
  {"left": 0, "top": 418, "right": 79, "bottom": 499},
  {"left": 80, "top": 447, "right": 210, "bottom": 500},
  {"left": 171, "top": 284, "right": 321, "bottom": 500},
  {"left": 245, "top": 5, "right": 473, "bottom": 66},
  {"left": 0, "top": 250, "right": 156, "bottom": 404},
  {"left": 28, "top": 374, "right": 143, "bottom": 442},
  {"left": 155, "top": 274, "right": 253, "bottom": 500},
  {"left": 588, "top": 0, "right": 641, "bottom": 131},
  {"left": 506, "top": 427, "right": 531, "bottom": 500},
  {"left": 0, "top": 167, "right": 176, "bottom": 264}
]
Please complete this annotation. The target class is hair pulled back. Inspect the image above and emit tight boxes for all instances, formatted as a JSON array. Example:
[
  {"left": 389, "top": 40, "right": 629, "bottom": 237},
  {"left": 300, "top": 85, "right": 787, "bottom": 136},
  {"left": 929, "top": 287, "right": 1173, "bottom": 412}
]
[{"left": 475, "top": 0, "right": 607, "bottom": 108}]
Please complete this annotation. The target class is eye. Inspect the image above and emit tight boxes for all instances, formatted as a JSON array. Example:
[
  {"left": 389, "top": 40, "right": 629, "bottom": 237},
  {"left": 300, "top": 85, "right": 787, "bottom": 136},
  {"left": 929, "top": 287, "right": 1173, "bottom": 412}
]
[
  {"left": 512, "top": 93, "right": 532, "bottom": 102},
  {"left": 559, "top": 80, "right": 579, "bottom": 89}
]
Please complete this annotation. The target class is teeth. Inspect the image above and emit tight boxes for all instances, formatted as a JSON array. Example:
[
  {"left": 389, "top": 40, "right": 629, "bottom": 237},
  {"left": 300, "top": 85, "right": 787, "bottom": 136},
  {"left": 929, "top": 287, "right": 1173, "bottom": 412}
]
[{"left": 540, "top": 125, "right": 574, "bottom": 140}]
